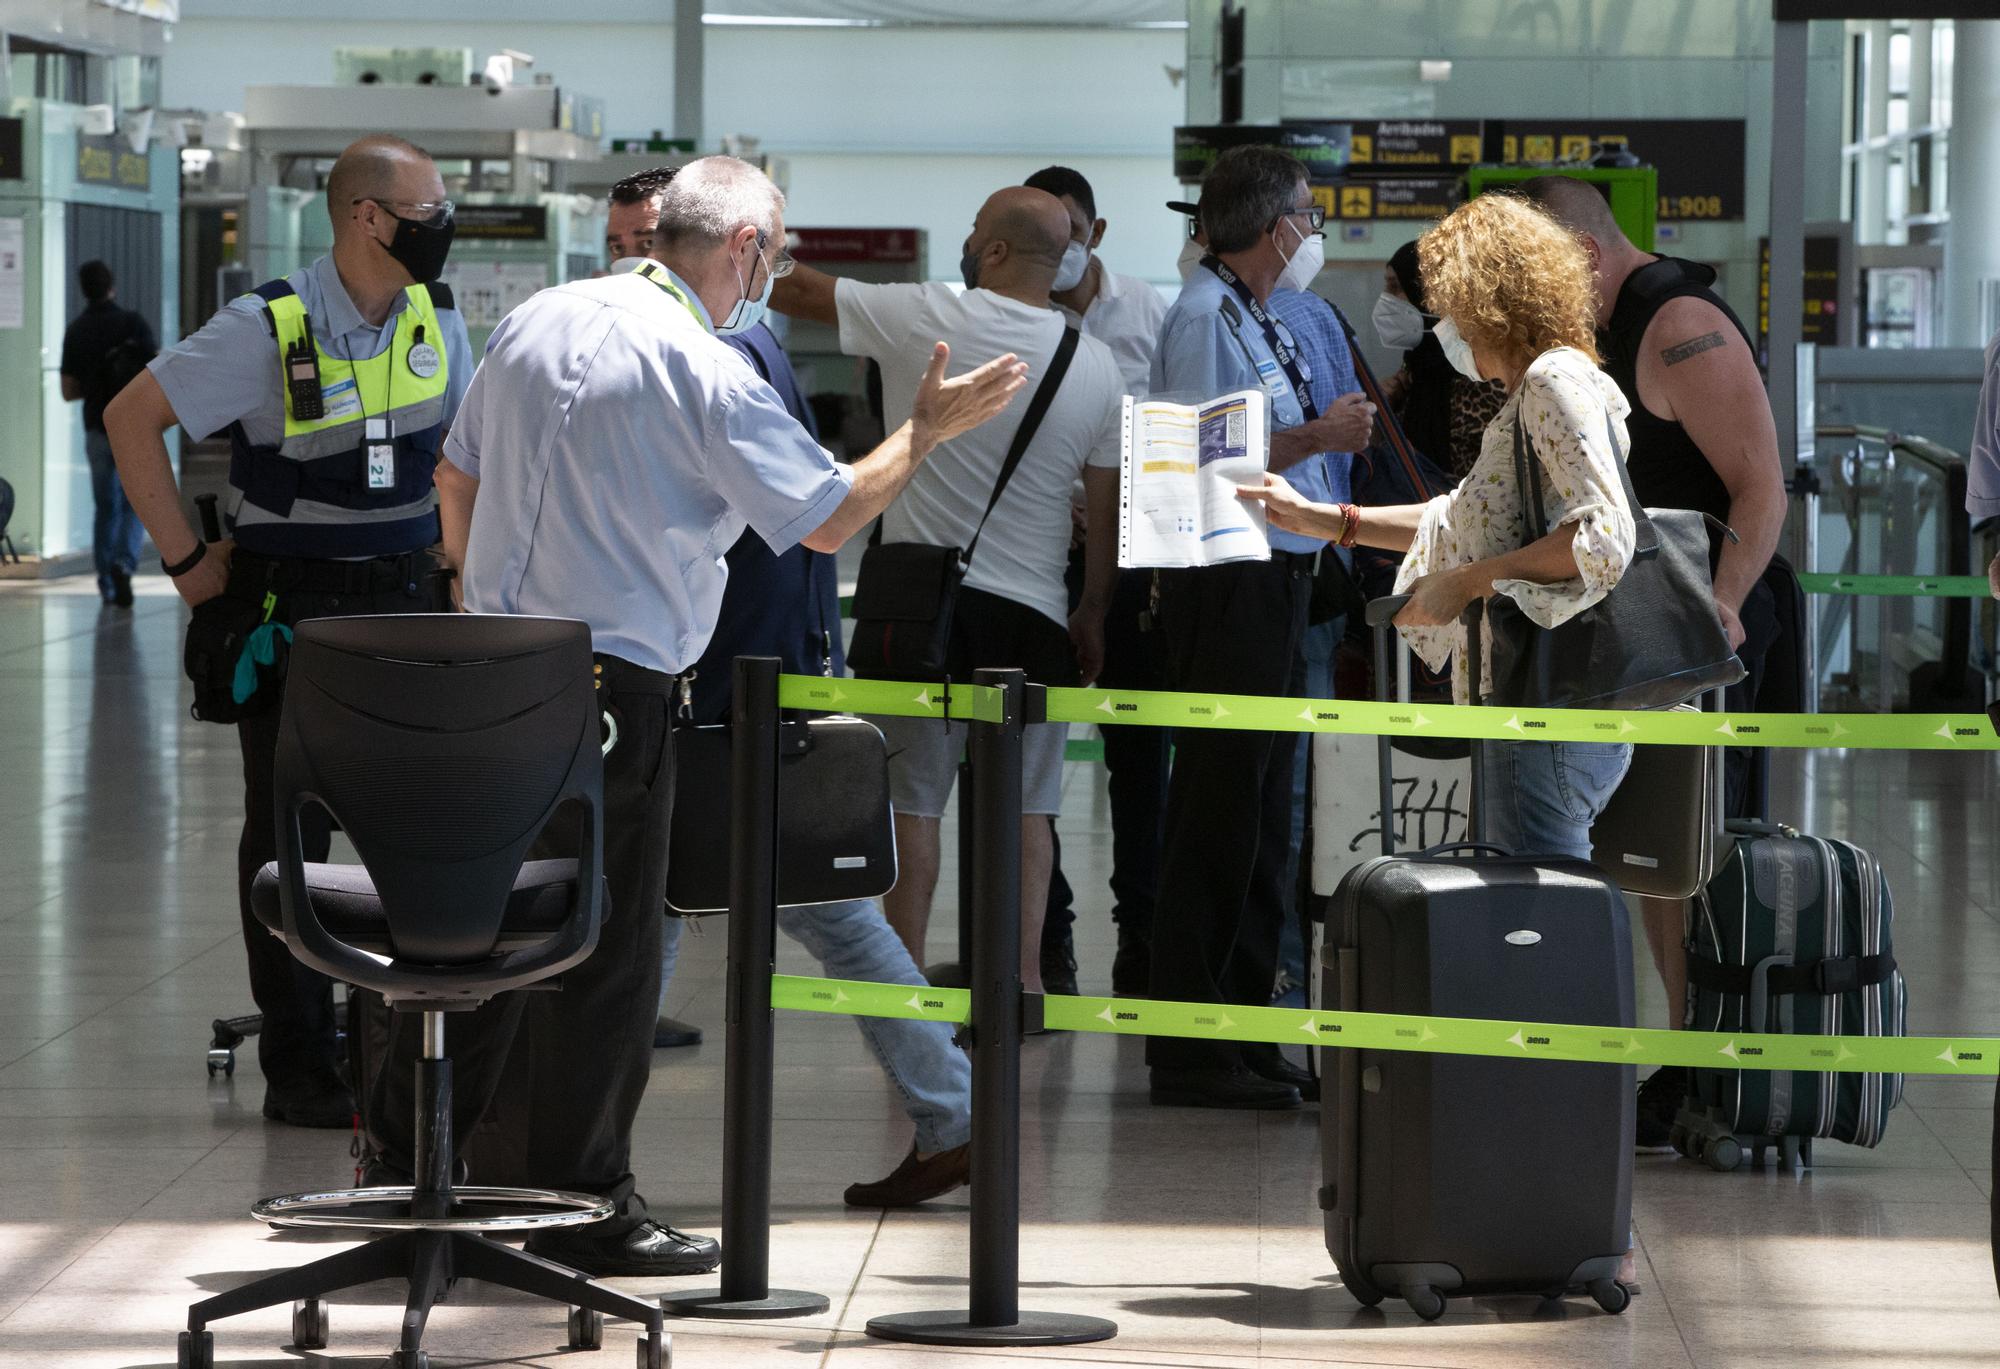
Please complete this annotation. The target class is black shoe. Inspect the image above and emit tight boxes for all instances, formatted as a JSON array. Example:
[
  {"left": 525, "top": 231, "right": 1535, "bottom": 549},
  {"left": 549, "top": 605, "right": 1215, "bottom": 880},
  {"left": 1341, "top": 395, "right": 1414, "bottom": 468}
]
[
  {"left": 1636, "top": 1065, "right": 1688, "bottom": 1151},
  {"left": 1243, "top": 1045, "right": 1319, "bottom": 1103},
  {"left": 358, "top": 1154, "right": 471, "bottom": 1188},
  {"left": 108, "top": 566, "right": 133, "bottom": 607},
  {"left": 1149, "top": 1065, "right": 1301, "bottom": 1111},
  {"left": 1111, "top": 929, "right": 1150, "bottom": 998},
  {"left": 1040, "top": 931, "right": 1079, "bottom": 997},
  {"left": 653, "top": 1015, "right": 703, "bottom": 1049},
  {"left": 525, "top": 1218, "right": 721, "bottom": 1277},
  {"left": 262, "top": 1082, "right": 357, "bottom": 1129}
]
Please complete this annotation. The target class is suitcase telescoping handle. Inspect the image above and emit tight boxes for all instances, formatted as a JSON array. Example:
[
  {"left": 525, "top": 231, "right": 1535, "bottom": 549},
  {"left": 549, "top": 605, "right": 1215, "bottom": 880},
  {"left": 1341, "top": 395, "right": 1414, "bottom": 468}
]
[
  {"left": 1365, "top": 595, "right": 1409, "bottom": 856},
  {"left": 1460, "top": 599, "right": 1488, "bottom": 844}
]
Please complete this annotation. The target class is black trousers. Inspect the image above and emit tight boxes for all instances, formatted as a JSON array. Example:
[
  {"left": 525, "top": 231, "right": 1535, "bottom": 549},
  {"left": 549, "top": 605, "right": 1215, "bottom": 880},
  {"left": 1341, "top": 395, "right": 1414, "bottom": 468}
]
[
  {"left": 369, "top": 655, "right": 674, "bottom": 1232},
  {"left": 231, "top": 552, "right": 445, "bottom": 1096},
  {"left": 1146, "top": 556, "right": 1312, "bottom": 1072},
  {"left": 1045, "top": 567, "right": 1171, "bottom": 942}
]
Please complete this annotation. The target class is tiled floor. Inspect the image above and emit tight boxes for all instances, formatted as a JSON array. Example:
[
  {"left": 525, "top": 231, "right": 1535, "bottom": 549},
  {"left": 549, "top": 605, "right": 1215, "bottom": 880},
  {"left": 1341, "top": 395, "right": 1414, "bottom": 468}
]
[{"left": 1, "top": 576, "right": 1997, "bottom": 1368}]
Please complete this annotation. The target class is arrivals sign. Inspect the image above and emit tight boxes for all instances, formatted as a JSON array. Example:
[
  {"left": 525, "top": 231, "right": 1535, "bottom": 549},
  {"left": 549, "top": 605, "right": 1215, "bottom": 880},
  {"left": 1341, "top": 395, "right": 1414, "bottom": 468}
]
[
  {"left": 76, "top": 135, "right": 151, "bottom": 191},
  {"left": 1346, "top": 120, "right": 1484, "bottom": 171},
  {"left": 453, "top": 206, "right": 549, "bottom": 241}
]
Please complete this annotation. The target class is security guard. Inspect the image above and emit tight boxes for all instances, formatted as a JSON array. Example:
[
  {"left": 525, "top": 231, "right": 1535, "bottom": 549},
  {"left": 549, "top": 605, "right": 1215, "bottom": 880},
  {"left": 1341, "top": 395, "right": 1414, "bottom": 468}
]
[{"left": 105, "top": 134, "right": 472, "bottom": 1128}]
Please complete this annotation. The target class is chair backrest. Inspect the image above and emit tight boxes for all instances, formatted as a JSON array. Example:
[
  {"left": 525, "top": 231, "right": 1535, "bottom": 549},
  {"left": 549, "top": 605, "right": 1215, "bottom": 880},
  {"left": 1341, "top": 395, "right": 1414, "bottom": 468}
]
[{"left": 273, "top": 613, "right": 604, "bottom": 1000}]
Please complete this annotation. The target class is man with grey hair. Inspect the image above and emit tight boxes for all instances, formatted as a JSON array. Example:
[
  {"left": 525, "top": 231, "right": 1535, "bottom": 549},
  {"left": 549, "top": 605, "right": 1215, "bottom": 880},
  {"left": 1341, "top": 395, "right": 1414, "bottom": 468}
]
[
  {"left": 1143, "top": 144, "right": 1373, "bottom": 1111},
  {"left": 376, "top": 155, "right": 1028, "bottom": 1276}
]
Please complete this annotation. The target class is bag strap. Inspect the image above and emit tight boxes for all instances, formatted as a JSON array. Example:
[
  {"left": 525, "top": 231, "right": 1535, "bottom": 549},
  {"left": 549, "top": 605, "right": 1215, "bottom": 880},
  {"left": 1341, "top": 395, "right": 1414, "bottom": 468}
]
[
  {"left": 1330, "top": 303, "right": 1442, "bottom": 498},
  {"left": 1688, "top": 951, "right": 1897, "bottom": 999},
  {"left": 964, "top": 324, "right": 1080, "bottom": 565},
  {"left": 1510, "top": 397, "right": 1659, "bottom": 559}
]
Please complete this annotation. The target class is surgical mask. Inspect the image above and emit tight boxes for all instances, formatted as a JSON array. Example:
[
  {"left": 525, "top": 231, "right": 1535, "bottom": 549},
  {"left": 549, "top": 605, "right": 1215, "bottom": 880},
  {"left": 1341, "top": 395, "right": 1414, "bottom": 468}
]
[
  {"left": 1434, "top": 316, "right": 1483, "bottom": 382},
  {"left": 1275, "top": 219, "right": 1324, "bottom": 294},
  {"left": 1176, "top": 237, "right": 1205, "bottom": 283},
  {"left": 379, "top": 204, "right": 456, "bottom": 285},
  {"left": 1372, "top": 293, "right": 1427, "bottom": 351},
  {"left": 608, "top": 255, "right": 651, "bottom": 274},
  {"left": 959, "top": 246, "right": 984, "bottom": 291},
  {"left": 1052, "top": 240, "right": 1089, "bottom": 292},
  {"left": 718, "top": 241, "right": 775, "bottom": 336}
]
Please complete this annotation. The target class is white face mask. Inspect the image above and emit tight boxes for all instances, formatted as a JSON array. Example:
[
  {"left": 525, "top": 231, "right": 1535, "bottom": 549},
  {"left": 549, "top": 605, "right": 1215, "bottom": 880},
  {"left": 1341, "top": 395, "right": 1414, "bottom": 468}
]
[
  {"left": 1434, "top": 316, "right": 1483, "bottom": 382},
  {"left": 1372, "top": 293, "right": 1427, "bottom": 351},
  {"left": 1176, "top": 236, "right": 1205, "bottom": 283},
  {"left": 1052, "top": 240, "right": 1089, "bottom": 293},
  {"left": 1275, "top": 218, "right": 1324, "bottom": 294},
  {"left": 718, "top": 238, "right": 776, "bottom": 336}
]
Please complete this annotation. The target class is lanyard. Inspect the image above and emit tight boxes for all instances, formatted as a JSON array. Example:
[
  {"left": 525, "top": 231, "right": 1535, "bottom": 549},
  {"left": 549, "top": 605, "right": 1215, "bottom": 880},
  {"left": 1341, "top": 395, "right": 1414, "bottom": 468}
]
[
  {"left": 634, "top": 261, "right": 712, "bottom": 332},
  {"left": 1204, "top": 255, "right": 1318, "bottom": 420}
]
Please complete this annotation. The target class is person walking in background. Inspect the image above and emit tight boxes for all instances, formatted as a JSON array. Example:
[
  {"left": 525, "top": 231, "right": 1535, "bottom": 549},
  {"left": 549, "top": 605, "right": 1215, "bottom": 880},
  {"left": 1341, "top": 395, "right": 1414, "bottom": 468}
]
[{"left": 59, "top": 260, "right": 156, "bottom": 607}]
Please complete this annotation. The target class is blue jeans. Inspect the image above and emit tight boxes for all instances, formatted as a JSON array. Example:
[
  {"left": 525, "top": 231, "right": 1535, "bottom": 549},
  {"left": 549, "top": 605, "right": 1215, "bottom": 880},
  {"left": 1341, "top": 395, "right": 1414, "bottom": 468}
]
[
  {"left": 1477, "top": 740, "right": 1633, "bottom": 861},
  {"left": 660, "top": 900, "right": 972, "bottom": 1153},
  {"left": 85, "top": 429, "right": 143, "bottom": 597},
  {"left": 1277, "top": 615, "right": 1343, "bottom": 1008}
]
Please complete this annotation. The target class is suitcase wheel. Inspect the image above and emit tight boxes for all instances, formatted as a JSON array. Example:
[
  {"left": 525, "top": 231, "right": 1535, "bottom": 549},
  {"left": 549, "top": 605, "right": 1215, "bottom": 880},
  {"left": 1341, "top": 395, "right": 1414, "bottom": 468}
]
[
  {"left": 1587, "top": 1279, "right": 1631, "bottom": 1315},
  {"left": 1405, "top": 1285, "right": 1447, "bottom": 1322},
  {"left": 1703, "top": 1135, "right": 1743, "bottom": 1173}
]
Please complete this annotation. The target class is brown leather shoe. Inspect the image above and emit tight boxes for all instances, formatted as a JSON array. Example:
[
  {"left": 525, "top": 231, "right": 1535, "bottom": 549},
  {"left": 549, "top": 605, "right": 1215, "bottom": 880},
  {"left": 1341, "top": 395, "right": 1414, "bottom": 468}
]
[{"left": 843, "top": 1144, "right": 970, "bottom": 1208}]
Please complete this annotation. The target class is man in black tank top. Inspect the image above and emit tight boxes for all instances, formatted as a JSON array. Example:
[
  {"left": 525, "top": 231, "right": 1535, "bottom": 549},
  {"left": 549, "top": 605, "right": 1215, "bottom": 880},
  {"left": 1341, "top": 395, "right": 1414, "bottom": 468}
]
[{"left": 1522, "top": 177, "right": 1789, "bottom": 1149}]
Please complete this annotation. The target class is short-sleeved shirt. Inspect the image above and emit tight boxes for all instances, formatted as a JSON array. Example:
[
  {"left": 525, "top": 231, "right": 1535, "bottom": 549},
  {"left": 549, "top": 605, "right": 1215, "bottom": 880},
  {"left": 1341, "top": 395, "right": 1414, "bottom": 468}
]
[
  {"left": 1970, "top": 329, "right": 2000, "bottom": 521},
  {"left": 150, "top": 254, "right": 474, "bottom": 529},
  {"left": 60, "top": 301, "right": 157, "bottom": 431},
  {"left": 1055, "top": 267, "right": 1166, "bottom": 398},
  {"left": 835, "top": 279, "right": 1123, "bottom": 627},
  {"left": 1150, "top": 266, "right": 1335, "bottom": 554},
  {"left": 446, "top": 269, "right": 853, "bottom": 675}
]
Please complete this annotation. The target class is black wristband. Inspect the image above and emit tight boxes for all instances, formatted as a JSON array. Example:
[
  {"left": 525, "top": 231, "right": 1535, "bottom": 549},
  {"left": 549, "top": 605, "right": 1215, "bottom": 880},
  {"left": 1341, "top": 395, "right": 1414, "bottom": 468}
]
[{"left": 161, "top": 540, "right": 208, "bottom": 579}]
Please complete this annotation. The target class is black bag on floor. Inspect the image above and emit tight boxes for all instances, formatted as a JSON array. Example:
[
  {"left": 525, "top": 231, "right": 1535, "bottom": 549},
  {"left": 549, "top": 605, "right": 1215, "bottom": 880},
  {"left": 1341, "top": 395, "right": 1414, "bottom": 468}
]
[
  {"left": 1671, "top": 820, "right": 1907, "bottom": 1171},
  {"left": 1318, "top": 599, "right": 1635, "bottom": 1321}
]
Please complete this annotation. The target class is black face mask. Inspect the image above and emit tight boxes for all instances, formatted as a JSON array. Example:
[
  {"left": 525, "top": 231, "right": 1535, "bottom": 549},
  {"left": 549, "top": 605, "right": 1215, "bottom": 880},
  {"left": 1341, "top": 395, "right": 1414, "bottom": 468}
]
[
  {"left": 378, "top": 204, "right": 456, "bottom": 285},
  {"left": 959, "top": 245, "right": 983, "bottom": 291}
]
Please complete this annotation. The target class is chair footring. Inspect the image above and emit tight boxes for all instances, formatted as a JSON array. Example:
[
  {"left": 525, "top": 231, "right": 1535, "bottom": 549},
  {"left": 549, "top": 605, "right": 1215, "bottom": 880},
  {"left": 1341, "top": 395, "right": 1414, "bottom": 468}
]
[{"left": 252, "top": 1184, "right": 614, "bottom": 1233}]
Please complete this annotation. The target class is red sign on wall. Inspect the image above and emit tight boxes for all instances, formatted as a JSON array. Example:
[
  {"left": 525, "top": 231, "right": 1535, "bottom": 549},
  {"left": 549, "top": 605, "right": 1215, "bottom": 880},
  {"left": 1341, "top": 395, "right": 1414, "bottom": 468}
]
[{"left": 788, "top": 228, "right": 923, "bottom": 264}]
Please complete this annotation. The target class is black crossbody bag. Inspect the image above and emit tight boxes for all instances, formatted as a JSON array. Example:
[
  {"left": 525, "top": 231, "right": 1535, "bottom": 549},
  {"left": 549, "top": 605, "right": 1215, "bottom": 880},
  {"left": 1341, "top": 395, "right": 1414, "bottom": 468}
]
[{"left": 846, "top": 326, "right": 1080, "bottom": 683}]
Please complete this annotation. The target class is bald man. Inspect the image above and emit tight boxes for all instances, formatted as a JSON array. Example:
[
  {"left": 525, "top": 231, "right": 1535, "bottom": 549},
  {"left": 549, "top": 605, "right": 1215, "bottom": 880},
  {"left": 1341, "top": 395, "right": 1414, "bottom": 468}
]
[
  {"left": 1518, "top": 175, "right": 1786, "bottom": 1149},
  {"left": 774, "top": 187, "right": 1126, "bottom": 991},
  {"left": 106, "top": 134, "right": 472, "bottom": 1127}
]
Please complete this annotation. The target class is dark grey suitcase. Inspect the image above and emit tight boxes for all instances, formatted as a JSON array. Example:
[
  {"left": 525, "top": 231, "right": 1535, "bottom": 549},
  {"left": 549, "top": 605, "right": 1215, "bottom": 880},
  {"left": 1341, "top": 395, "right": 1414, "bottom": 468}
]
[{"left": 1317, "top": 599, "right": 1636, "bottom": 1321}]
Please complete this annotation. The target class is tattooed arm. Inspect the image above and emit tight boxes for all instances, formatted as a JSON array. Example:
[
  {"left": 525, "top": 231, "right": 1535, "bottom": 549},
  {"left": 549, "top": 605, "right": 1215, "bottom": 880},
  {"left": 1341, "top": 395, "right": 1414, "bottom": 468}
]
[{"left": 1635, "top": 294, "right": 1784, "bottom": 647}]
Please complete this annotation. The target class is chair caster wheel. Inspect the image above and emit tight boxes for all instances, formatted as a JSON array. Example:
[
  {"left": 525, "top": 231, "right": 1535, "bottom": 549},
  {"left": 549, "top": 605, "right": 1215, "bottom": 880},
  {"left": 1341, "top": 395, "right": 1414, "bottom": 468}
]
[
  {"left": 1588, "top": 1278, "right": 1632, "bottom": 1315},
  {"left": 177, "top": 1330, "right": 214, "bottom": 1369},
  {"left": 568, "top": 1304, "right": 604, "bottom": 1349},
  {"left": 206, "top": 1049, "right": 234, "bottom": 1077},
  {"left": 290, "top": 1296, "right": 328, "bottom": 1349},
  {"left": 390, "top": 1350, "right": 429, "bottom": 1369},
  {"left": 1405, "top": 1285, "right": 1446, "bottom": 1322},
  {"left": 637, "top": 1327, "right": 670, "bottom": 1368}
]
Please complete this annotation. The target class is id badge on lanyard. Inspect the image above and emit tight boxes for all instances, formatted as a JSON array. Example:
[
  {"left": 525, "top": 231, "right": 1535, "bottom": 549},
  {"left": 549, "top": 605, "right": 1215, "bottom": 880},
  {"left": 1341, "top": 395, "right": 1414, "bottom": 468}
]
[{"left": 365, "top": 417, "right": 396, "bottom": 490}]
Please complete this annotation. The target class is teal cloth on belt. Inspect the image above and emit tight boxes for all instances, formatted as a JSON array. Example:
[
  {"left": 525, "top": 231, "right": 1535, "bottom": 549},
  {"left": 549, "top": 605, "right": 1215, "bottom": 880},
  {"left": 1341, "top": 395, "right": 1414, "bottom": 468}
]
[{"left": 232, "top": 623, "right": 294, "bottom": 704}]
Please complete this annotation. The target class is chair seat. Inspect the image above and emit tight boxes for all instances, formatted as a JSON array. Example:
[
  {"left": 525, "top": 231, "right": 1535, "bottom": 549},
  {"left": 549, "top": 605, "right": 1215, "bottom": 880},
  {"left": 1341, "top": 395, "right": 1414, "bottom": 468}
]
[{"left": 251, "top": 859, "right": 581, "bottom": 955}]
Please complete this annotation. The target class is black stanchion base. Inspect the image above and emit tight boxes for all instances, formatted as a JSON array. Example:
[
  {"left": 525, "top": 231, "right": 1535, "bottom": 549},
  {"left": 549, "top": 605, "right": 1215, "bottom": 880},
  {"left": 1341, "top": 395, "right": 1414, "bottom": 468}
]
[
  {"left": 660, "top": 1288, "right": 830, "bottom": 1321},
  {"left": 865, "top": 1310, "right": 1117, "bottom": 1347},
  {"left": 922, "top": 960, "right": 968, "bottom": 990}
]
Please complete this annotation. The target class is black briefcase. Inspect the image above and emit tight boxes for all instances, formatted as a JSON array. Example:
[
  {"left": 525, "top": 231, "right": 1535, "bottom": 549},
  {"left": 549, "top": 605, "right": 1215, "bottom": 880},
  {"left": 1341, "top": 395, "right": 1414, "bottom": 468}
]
[{"left": 665, "top": 714, "right": 897, "bottom": 913}]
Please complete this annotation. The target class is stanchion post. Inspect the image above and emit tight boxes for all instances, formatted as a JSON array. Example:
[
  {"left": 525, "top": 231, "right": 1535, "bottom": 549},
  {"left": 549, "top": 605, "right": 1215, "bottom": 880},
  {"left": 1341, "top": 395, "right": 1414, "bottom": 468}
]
[
  {"left": 662, "top": 655, "right": 829, "bottom": 1321},
  {"left": 866, "top": 668, "right": 1116, "bottom": 1348}
]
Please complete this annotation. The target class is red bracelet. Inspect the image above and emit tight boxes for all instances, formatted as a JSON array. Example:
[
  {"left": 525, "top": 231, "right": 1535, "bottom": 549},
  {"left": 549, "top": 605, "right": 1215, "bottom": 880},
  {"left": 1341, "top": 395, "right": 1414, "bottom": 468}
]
[{"left": 1337, "top": 503, "right": 1361, "bottom": 549}]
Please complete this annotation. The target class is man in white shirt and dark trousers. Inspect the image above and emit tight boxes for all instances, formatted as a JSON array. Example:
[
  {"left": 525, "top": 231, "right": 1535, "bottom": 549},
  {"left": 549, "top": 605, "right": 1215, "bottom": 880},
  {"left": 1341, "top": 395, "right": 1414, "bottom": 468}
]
[
  {"left": 774, "top": 185, "right": 1125, "bottom": 995},
  {"left": 1021, "top": 166, "right": 1172, "bottom": 997}
]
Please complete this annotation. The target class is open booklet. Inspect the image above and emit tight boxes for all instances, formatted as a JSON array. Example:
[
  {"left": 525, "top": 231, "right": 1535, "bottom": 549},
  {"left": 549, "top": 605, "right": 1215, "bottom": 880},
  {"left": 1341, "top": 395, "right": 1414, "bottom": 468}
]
[{"left": 1118, "top": 389, "right": 1271, "bottom": 568}]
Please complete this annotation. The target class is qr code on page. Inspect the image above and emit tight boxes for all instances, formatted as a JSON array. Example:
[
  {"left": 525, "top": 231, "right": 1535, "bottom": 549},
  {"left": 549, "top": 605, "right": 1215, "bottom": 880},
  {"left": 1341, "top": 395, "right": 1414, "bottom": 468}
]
[{"left": 1226, "top": 407, "right": 1245, "bottom": 451}]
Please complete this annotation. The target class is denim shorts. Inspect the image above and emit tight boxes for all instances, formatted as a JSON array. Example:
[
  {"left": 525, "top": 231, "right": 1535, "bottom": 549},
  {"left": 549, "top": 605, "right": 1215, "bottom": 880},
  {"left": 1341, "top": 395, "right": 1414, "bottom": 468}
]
[{"left": 1478, "top": 740, "right": 1633, "bottom": 863}]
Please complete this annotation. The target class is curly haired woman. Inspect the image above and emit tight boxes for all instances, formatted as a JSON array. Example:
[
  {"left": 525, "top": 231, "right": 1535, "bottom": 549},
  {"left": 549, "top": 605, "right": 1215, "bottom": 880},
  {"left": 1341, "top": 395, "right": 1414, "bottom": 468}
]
[{"left": 1239, "top": 189, "right": 1638, "bottom": 863}]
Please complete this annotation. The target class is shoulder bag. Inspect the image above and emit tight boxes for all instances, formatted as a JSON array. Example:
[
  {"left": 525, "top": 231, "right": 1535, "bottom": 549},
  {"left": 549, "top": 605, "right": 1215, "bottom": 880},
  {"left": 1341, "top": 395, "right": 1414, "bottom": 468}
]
[
  {"left": 1483, "top": 408, "right": 1746, "bottom": 712},
  {"left": 846, "top": 325, "right": 1081, "bottom": 683}
]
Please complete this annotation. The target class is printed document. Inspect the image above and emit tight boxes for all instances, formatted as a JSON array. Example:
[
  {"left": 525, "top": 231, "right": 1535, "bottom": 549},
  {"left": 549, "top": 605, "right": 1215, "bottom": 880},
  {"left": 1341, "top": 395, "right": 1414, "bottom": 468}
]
[{"left": 1118, "top": 389, "right": 1270, "bottom": 568}]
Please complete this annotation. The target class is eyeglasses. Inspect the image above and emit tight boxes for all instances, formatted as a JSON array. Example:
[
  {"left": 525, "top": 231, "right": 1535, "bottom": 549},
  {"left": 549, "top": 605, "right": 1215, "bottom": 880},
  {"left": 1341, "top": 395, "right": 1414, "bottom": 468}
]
[
  {"left": 1275, "top": 204, "right": 1327, "bottom": 232},
  {"left": 754, "top": 231, "right": 796, "bottom": 279},
  {"left": 355, "top": 197, "right": 454, "bottom": 227}
]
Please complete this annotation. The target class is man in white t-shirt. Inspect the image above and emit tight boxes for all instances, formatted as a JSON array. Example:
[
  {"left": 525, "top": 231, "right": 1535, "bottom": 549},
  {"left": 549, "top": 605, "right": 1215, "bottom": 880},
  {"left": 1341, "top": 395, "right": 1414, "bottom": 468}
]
[{"left": 773, "top": 185, "right": 1123, "bottom": 993}]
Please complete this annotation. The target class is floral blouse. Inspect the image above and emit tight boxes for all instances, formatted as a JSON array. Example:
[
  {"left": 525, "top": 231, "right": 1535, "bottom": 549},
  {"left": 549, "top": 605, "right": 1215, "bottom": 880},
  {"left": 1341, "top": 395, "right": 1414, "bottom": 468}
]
[{"left": 1393, "top": 346, "right": 1638, "bottom": 704}]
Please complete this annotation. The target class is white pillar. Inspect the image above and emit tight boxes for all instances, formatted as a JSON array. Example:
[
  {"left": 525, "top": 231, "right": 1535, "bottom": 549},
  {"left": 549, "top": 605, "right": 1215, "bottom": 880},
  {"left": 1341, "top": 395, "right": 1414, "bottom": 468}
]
[
  {"left": 1944, "top": 20, "right": 2000, "bottom": 345},
  {"left": 1856, "top": 21, "right": 1892, "bottom": 244}
]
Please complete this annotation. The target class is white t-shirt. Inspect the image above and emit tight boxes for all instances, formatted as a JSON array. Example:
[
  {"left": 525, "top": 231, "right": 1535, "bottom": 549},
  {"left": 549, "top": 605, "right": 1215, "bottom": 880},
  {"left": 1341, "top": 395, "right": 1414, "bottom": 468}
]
[
  {"left": 836, "top": 279, "right": 1123, "bottom": 626},
  {"left": 1056, "top": 265, "right": 1167, "bottom": 399}
]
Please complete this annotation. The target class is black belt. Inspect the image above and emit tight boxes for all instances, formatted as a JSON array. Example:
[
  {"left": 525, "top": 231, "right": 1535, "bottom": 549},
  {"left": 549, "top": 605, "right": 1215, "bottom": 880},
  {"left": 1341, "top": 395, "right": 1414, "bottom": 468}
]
[
  {"left": 231, "top": 548, "right": 438, "bottom": 596},
  {"left": 1272, "top": 550, "right": 1319, "bottom": 572},
  {"left": 593, "top": 653, "right": 684, "bottom": 698},
  {"left": 1688, "top": 952, "right": 1898, "bottom": 999}
]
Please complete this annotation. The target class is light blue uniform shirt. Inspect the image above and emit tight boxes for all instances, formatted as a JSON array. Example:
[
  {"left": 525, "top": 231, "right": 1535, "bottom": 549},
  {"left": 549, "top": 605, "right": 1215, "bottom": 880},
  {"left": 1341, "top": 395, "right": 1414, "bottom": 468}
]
[
  {"left": 1970, "top": 329, "right": 2000, "bottom": 520},
  {"left": 152, "top": 253, "right": 474, "bottom": 472},
  {"left": 1267, "top": 287, "right": 1360, "bottom": 508},
  {"left": 1150, "top": 266, "right": 1335, "bottom": 553},
  {"left": 444, "top": 269, "right": 853, "bottom": 675}
]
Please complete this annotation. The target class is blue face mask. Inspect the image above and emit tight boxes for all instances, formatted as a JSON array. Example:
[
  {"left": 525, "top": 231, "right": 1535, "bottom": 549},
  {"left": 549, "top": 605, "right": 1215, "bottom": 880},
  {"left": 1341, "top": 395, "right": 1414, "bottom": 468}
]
[{"left": 718, "top": 239, "right": 776, "bottom": 336}]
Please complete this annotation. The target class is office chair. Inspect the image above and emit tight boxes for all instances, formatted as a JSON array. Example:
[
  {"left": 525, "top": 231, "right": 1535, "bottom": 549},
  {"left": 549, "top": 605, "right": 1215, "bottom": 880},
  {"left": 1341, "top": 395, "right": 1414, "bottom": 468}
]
[{"left": 177, "top": 614, "right": 668, "bottom": 1369}]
